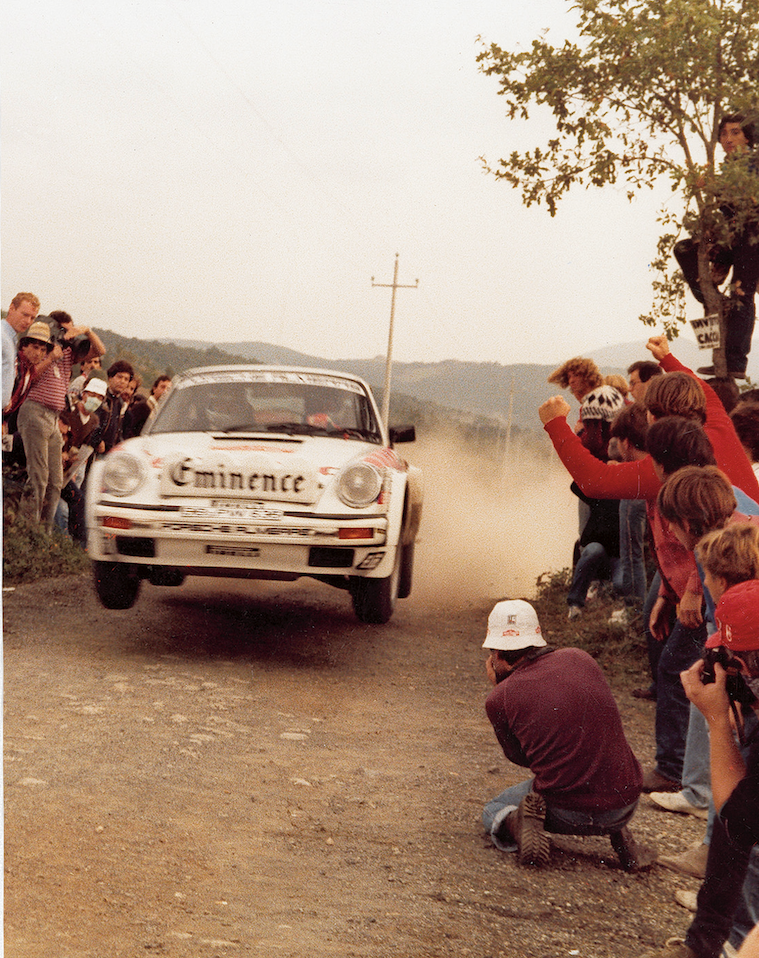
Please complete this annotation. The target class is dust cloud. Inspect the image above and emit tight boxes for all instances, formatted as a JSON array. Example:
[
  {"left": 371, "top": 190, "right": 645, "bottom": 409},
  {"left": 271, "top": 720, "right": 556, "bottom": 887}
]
[{"left": 408, "top": 429, "right": 579, "bottom": 611}]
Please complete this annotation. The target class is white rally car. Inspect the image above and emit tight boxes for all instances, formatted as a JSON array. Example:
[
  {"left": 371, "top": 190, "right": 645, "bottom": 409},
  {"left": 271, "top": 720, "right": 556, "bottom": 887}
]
[{"left": 85, "top": 366, "right": 423, "bottom": 623}]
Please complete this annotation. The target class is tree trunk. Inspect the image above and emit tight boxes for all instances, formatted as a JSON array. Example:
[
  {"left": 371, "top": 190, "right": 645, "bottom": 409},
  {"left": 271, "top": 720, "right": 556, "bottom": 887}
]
[{"left": 697, "top": 241, "right": 728, "bottom": 378}]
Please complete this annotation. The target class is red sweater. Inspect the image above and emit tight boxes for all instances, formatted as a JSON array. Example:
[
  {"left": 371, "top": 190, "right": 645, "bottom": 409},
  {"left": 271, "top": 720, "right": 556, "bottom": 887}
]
[
  {"left": 543, "top": 353, "right": 759, "bottom": 600},
  {"left": 544, "top": 354, "right": 759, "bottom": 503}
]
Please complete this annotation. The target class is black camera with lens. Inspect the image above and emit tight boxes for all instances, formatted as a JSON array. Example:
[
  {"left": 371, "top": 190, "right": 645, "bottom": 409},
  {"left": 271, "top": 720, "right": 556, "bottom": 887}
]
[
  {"left": 47, "top": 310, "right": 90, "bottom": 357},
  {"left": 702, "top": 646, "right": 756, "bottom": 707}
]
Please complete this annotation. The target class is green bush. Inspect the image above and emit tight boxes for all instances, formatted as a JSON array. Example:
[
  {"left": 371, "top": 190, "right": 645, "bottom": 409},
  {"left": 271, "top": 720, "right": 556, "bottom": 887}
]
[
  {"left": 531, "top": 566, "right": 648, "bottom": 684},
  {"left": 2, "top": 512, "right": 90, "bottom": 584}
]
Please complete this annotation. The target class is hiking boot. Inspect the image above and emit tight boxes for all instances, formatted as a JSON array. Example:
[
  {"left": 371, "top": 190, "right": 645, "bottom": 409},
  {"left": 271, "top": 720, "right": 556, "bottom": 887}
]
[
  {"left": 641, "top": 767, "right": 680, "bottom": 793},
  {"left": 610, "top": 826, "right": 657, "bottom": 872},
  {"left": 696, "top": 365, "right": 747, "bottom": 379},
  {"left": 657, "top": 841, "right": 709, "bottom": 879},
  {"left": 507, "top": 792, "right": 551, "bottom": 867},
  {"left": 674, "top": 889, "right": 698, "bottom": 912}
]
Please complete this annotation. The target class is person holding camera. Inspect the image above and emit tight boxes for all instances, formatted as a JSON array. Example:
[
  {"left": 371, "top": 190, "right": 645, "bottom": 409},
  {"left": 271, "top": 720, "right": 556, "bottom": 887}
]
[
  {"left": 16, "top": 309, "right": 104, "bottom": 532},
  {"left": 644, "top": 551, "right": 759, "bottom": 957},
  {"left": 481, "top": 599, "right": 653, "bottom": 872}
]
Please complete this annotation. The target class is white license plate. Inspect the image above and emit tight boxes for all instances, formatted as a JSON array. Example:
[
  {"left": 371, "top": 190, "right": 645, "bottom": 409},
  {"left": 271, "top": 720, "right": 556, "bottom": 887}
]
[
  {"left": 206, "top": 544, "right": 261, "bottom": 557},
  {"left": 185, "top": 501, "right": 284, "bottom": 521}
]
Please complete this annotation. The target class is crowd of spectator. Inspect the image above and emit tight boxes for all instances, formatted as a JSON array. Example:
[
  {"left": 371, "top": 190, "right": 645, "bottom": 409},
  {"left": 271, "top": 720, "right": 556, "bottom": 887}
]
[
  {"left": 498, "top": 336, "right": 759, "bottom": 958},
  {"left": 6, "top": 293, "right": 759, "bottom": 956},
  {"left": 2, "top": 292, "right": 172, "bottom": 545}
]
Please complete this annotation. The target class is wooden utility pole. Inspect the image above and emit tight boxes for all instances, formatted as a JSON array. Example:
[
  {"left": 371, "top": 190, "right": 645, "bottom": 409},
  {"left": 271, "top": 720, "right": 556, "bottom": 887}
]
[
  {"left": 504, "top": 379, "right": 514, "bottom": 463},
  {"left": 371, "top": 254, "right": 419, "bottom": 429}
]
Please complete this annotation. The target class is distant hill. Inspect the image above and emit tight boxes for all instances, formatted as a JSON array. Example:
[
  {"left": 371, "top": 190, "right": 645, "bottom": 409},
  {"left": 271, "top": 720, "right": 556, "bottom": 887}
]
[
  {"left": 95, "top": 329, "right": 747, "bottom": 434},
  {"left": 90, "top": 328, "right": 534, "bottom": 455},
  {"left": 157, "top": 337, "right": 715, "bottom": 430},
  {"left": 147, "top": 336, "right": 562, "bottom": 429}
]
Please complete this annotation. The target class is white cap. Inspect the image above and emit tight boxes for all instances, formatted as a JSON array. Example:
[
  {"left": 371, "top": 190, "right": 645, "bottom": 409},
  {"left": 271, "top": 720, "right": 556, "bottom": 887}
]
[
  {"left": 83, "top": 377, "right": 108, "bottom": 397},
  {"left": 482, "top": 600, "right": 546, "bottom": 651}
]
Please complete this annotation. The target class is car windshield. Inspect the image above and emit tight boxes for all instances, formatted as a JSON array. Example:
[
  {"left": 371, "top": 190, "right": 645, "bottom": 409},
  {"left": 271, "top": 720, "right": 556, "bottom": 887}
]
[{"left": 148, "top": 370, "right": 383, "bottom": 443}]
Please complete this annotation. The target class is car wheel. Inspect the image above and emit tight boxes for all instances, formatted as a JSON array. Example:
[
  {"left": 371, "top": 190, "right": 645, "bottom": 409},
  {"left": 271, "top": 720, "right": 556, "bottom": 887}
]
[
  {"left": 398, "top": 542, "right": 414, "bottom": 599},
  {"left": 92, "top": 560, "right": 142, "bottom": 610},
  {"left": 350, "top": 548, "right": 401, "bottom": 624}
]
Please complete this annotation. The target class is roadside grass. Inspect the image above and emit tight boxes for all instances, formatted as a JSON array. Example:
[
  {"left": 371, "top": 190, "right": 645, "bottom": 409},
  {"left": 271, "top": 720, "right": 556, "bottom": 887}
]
[
  {"left": 531, "top": 567, "right": 650, "bottom": 688},
  {"left": 2, "top": 499, "right": 90, "bottom": 585}
]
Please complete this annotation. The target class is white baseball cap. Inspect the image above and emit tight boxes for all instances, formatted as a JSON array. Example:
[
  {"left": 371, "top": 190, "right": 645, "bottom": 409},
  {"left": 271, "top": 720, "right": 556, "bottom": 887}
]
[
  {"left": 83, "top": 377, "right": 108, "bottom": 397},
  {"left": 482, "top": 599, "right": 546, "bottom": 651}
]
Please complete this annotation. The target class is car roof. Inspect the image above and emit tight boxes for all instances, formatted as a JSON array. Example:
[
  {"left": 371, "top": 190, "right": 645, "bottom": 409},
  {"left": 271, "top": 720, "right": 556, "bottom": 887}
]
[{"left": 177, "top": 364, "right": 371, "bottom": 389}]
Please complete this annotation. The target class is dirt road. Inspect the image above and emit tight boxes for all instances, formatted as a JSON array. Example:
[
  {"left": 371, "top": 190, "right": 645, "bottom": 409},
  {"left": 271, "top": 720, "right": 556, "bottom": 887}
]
[{"left": 4, "top": 567, "right": 707, "bottom": 958}]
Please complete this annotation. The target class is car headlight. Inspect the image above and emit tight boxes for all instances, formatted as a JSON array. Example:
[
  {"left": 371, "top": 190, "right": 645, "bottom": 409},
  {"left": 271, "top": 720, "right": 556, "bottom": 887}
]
[
  {"left": 336, "top": 461, "right": 383, "bottom": 507},
  {"left": 101, "top": 451, "right": 147, "bottom": 497}
]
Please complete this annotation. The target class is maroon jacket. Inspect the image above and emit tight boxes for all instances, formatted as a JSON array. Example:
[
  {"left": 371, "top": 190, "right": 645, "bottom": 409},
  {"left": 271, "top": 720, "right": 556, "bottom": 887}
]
[{"left": 486, "top": 647, "right": 642, "bottom": 812}]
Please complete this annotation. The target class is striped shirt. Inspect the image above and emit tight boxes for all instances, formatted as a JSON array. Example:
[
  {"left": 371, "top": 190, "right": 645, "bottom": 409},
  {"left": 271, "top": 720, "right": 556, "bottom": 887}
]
[
  {"left": 4, "top": 351, "right": 40, "bottom": 419},
  {"left": 25, "top": 347, "right": 74, "bottom": 413}
]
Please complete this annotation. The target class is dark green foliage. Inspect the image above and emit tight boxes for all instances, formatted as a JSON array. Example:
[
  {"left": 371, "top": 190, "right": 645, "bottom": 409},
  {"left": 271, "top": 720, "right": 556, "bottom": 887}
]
[
  {"left": 531, "top": 567, "right": 648, "bottom": 684},
  {"left": 477, "top": 0, "right": 759, "bottom": 371},
  {"left": 85, "top": 329, "right": 258, "bottom": 394},
  {"left": 2, "top": 512, "right": 89, "bottom": 583}
]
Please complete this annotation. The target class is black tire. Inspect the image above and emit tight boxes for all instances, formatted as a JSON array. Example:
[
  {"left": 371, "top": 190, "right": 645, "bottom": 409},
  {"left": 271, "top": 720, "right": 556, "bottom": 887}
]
[
  {"left": 350, "top": 548, "right": 401, "bottom": 624},
  {"left": 92, "top": 560, "right": 142, "bottom": 610},
  {"left": 398, "top": 542, "right": 414, "bottom": 599}
]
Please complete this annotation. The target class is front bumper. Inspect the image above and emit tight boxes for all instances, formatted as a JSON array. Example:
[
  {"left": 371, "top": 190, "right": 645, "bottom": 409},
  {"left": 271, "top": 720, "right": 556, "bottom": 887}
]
[{"left": 87, "top": 499, "right": 397, "bottom": 578}]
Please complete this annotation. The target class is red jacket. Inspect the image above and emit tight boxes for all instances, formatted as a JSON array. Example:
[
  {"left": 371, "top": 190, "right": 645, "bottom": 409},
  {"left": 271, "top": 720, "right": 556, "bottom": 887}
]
[{"left": 543, "top": 353, "right": 759, "bottom": 601}]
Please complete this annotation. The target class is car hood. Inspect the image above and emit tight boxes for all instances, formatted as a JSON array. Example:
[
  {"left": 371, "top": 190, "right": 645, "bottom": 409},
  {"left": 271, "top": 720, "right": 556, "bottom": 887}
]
[{"left": 112, "top": 432, "right": 404, "bottom": 506}]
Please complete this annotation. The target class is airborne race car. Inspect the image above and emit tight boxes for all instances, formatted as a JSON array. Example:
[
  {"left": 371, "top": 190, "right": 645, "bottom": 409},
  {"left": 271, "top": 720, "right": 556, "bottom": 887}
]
[{"left": 85, "top": 366, "right": 423, "bottom": 623}]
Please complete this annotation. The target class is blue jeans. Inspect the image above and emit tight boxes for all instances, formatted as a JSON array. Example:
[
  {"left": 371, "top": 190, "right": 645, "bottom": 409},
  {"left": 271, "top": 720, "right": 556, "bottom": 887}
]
[
  {"left": 642, "top": 573, "right": 665, "bottom": 698},
  {"left": 483, "top": 778, "right": 637, "bottom": 852},
  {"left": 654, "top": 618, "right": 707, "bottom": 783},
  {"left": 567, "top": 542, "right": 622, "bottom": 607},
  {"left": 619, "top": 499, "right": 647, "bottom": 610},
  {"left": 681, "top": 704, "right": 712, "bottom": 810}
]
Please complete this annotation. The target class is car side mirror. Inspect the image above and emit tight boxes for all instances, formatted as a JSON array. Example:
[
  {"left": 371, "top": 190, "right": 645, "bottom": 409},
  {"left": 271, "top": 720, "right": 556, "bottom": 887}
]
[{"left": 389, "top": 425, "right": 416, "bottom": 444}]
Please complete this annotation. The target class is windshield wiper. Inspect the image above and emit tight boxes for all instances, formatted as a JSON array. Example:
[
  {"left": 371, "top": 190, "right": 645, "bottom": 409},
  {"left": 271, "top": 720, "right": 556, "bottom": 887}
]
[
  {"left": 262, "top": 422, "right": 314, "bottom": 434},
  {"left": 213, "top": 423, "right": 261, "bottom": 433}
]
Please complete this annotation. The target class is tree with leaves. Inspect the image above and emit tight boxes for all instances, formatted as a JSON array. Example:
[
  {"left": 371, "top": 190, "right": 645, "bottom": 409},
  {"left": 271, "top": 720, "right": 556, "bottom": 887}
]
[{"left": 477, "top": 0, "right": 759, "bottom": 379}]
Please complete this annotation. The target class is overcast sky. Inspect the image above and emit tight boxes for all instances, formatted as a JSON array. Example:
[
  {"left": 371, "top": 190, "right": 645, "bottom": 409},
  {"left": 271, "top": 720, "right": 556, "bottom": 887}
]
[{"left": 1, "top": 0, "right": 735, "bottom": 370}]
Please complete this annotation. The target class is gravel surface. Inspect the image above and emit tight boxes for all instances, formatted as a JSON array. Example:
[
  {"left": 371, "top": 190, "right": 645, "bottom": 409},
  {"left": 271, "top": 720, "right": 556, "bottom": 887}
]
[{"left": 4, "top": 568, "right": 707, "bottom": 958}]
